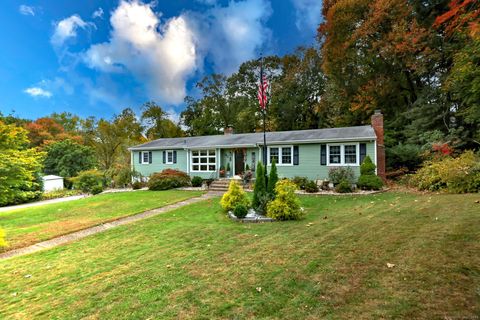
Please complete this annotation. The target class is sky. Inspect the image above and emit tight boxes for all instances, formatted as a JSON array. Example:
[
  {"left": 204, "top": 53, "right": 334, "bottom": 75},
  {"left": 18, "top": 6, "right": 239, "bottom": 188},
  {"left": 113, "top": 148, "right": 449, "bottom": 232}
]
[{"left": 0, "top": 0, "right": 322, "bottom": 122}]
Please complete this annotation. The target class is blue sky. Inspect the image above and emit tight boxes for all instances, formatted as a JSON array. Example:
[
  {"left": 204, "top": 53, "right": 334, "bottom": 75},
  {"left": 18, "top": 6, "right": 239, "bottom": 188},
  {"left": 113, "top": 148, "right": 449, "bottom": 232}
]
[{"left": 0, "top": 0, "right": 322, "bottom": 121}]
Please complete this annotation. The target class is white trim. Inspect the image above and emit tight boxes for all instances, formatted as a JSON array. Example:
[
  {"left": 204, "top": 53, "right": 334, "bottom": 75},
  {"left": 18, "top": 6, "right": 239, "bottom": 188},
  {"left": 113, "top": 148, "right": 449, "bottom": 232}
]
[
  {"left": 190, "top": 149, "right": 217, "bottom": 172},
  {"left": 374, "top": 140, "right": 378, "bottom": 175},
  {"left": 165, "top": 150, "right": 174, "bottom": 164},
  {"left": 326, "top": 143, "right": 360, "bottom": 166},
  {"left": 267, "top": 145, "right": 294, "bottom": 166},
  {"left": 141, "top": 151, "right": 150, "bottom": 164}
]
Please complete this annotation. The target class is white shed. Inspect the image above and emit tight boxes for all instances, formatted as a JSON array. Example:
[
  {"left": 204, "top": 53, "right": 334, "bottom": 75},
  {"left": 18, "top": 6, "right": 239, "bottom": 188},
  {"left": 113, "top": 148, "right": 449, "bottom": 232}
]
[{"left": 42, "top": 175, "right": 64, "bottom": 192}]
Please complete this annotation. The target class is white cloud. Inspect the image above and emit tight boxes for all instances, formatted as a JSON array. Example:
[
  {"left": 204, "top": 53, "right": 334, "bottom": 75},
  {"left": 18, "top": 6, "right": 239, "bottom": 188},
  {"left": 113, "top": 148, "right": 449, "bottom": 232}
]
[
  {"left": 51, "top": 15, "right": 93, "bottom": 46},
  {"left": 92, "top": 7, "right": 104, "bottom": 19},
  {"left": 190, "top": 0, "right": 272, "bottom": 74},
  {"left": 84, "top": 0, "right": 197, "bottom": 104},
  {"left": 24, "top": 87, "right": 52, "bottom": 98},
  {"left": 290, "top": 0, "right": 322, "bottom": 32},
  {"left": 19, "top": 5, "right": 35, "bottom": 16}
]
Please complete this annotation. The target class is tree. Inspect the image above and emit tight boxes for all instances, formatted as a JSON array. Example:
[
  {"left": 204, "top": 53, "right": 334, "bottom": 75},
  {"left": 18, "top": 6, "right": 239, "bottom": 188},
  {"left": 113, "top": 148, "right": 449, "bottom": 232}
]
[
  {"left": 141, "top": 102, "right": 183, "bottom": 139},
  {"left": 25, "top": 117, "right": 81, "bottom": 147},
  {"left": 0, "top": 121, "right": 45, "bottom": 206},
  {"left": 44, "top": 139, "right": 97, "bottom": 178},
  {"left": 267, "top": 159, "right": 278, "bottom": 198}
]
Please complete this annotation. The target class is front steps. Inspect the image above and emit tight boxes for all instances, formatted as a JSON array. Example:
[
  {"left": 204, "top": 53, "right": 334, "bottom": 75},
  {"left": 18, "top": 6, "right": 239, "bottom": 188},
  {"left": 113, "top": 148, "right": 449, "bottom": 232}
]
[{"left": 208, "top": 179, "right": 231, "bottom": 192}]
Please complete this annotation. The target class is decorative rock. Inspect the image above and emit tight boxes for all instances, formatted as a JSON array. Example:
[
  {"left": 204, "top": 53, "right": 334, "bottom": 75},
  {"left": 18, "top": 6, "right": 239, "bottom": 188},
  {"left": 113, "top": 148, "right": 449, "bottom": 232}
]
[{"left": 228, "top": 209, "right": 275, "bottom": 223}]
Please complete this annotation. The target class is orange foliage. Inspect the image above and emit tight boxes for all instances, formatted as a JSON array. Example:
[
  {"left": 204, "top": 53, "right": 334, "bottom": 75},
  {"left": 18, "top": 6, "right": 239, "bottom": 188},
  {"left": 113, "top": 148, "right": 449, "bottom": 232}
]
[
  {"left": 24, "top": 117, "right": 82, "bottom": 147},
  {"left": 434, "top": 0, "right": 480, "bottom": 37}
]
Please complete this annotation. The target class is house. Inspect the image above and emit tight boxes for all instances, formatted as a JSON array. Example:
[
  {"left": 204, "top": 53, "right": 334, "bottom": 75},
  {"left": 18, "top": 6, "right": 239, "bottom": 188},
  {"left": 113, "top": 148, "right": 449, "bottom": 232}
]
[{"left": 128, "top": 111, "right": 385, "bottom": 181}]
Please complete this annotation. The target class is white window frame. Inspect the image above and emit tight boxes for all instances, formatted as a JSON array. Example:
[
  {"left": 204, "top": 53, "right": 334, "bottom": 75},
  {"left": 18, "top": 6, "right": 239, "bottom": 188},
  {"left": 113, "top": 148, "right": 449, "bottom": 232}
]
[
  {"left": 267, "top": 145, "right": 294, "bottom": 166},
  {"left": 326, "top": 143, "right": 360, "bottom": 166},
  {"left": 166, "top": 150, "right": 174, "bottom": 164},
  {"left": 141, "top": 151, "right": 150, "bottom": 164},
  {"left": 190, "top": 149, "right": 217, "bottom": 172}
]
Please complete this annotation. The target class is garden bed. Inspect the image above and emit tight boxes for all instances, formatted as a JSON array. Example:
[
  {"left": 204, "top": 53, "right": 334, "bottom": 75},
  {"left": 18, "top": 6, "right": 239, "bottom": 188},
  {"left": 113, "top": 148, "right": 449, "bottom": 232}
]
[{"left": 295, "top": 188, "right": 389, "bottom": 196}]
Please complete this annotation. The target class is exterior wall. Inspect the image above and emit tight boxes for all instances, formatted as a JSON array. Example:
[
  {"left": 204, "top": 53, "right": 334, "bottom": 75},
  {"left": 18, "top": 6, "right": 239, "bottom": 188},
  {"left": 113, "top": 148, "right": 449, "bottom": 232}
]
[
  {"left": 261, "top": 141, "right": 376, "bottom": 180},
  {"left": 43, "top": 179, "right": 64, "bottom": 192},
  {"left": 132, "top": 149, "right": 188, "bottom": 177}
]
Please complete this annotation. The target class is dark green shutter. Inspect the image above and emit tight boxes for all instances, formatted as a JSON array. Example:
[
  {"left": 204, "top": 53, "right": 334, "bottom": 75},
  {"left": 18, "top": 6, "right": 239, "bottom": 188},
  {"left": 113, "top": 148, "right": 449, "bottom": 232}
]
[
  {"left": 320, "top": 144, "right": 327, "bottom": 165},
  {"left": 293, "top": 146, "right": 299, "bottom": 165},
  {"left": 138, "top": 151, "right": 142, "bottom": 164},
  {"left": 162, "top": 151, "right": 166, "bottom": 164},
  {"left": 149, "top": 151, "right": 152, "bottom": 164},
  {"left": 173, "top": 151, "right": 177, "bottom": 163},
  {"left": 360, "top": 143, "right": 367, "bottom": 164}
]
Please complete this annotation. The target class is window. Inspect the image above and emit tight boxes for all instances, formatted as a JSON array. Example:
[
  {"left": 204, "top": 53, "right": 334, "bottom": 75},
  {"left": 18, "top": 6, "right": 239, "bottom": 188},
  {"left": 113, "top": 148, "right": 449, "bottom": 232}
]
[
  {"left": 166, "top": 150, "right": 174, "bottom": 164},
  {"left": 344, "top": 145, "right": 357, "bottom": 164},
  {"left": 251, "top": 152, "right": 256, "bottom": 171},
  {"left": 327, "top": 144, "right": 359, "bottom": 166},
  {"left": 329, "top": 146, "right": 341, "bottom": 164},
  {"left": 191, "top": 149, "right": 216, "bottom": 172},
  {"left": 141, "top": 151, "right": 151, "bottom": 164},
  {"left": 268, "top": 146, "right": 293, "bottom": 165}
]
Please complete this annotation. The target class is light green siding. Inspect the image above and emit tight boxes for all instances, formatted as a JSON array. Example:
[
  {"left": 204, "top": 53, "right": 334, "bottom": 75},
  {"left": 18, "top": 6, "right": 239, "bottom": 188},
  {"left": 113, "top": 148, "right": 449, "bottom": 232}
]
[
  {"left": 132, "top": 149, "right": 188, "bottom": 177},
  {"left": 131, "top": 141, "right": 376, "bottom": 181},
  {"left": 260, "top": 141, "right": 376, "bottom": 180}
]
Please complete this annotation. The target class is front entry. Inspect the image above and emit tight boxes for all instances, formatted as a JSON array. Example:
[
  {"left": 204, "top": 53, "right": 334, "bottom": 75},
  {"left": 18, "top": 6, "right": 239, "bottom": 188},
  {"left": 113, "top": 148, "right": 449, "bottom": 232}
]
[{"left": 234, "top": 149, "right": 245, "bottom": 175}]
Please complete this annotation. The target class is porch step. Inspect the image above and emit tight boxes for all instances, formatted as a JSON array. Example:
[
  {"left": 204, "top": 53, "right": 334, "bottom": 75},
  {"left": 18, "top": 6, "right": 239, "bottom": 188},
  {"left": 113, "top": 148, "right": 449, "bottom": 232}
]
[{"left": 208, "top": 179, "right": 234, "bottom": 192}]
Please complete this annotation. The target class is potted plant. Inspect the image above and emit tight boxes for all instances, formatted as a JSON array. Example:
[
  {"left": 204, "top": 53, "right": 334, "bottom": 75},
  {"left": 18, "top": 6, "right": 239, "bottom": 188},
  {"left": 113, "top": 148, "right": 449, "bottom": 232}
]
[
  {"left": 219, "top": 165, "right": 226, "bottom": 178},
  {"left": 226, "top": 163, "right": 231, "bottom": 177}
]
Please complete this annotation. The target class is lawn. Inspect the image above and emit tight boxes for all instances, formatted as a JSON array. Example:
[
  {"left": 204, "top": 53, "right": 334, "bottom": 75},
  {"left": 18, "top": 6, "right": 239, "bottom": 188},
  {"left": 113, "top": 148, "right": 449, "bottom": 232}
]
[
  {"left": 0, "top": 190, "right": 204, "bottom": 250},
  {"left": 0, "top": 191, "right": 479, "bottom": 319}
]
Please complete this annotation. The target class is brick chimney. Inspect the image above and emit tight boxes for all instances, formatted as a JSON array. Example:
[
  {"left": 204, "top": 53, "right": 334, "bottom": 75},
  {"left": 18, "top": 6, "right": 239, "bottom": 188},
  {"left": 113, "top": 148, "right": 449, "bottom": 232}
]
[
  {"left": 224, "top": 126, "right": 234, "bottom": 135},
  {"left": 371, "top": 110, "right": 386, "bottom": 181}
]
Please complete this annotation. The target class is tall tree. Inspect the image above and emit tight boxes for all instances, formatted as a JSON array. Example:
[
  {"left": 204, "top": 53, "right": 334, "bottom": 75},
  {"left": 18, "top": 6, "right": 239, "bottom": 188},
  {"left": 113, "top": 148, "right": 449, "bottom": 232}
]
[{"left": 141, "top": 102, "right": 183, "bottom": 139}]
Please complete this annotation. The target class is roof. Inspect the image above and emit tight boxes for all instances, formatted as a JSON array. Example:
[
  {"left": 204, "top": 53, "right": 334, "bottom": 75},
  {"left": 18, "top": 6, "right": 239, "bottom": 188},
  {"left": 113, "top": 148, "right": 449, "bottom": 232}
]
[
  {"left": 42, "top": 175, "right": 63, "bottom": 181},
  {"left": 129, "top": 125, "right": 376, "bottom": 150}
]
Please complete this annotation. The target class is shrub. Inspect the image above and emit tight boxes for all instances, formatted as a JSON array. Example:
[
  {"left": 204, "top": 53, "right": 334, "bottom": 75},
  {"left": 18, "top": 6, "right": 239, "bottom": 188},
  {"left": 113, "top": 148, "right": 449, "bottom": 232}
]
[
  {"left": 329, "top": 167, "right": 355, "bottom": 185},
  {"left": 292, "top": 176, "right": 309, "bottom": 190},
  {"left": 91, "top": 185, "right": 103, "bottom": 195},
  {"left": 132, "top": 181, "right": 144, "bottom": 190},
  {"left": 41, "top": 189, "right": 82, "bottom": 200},
  {"left": 71, "top": 170, "right": 104, "bottom": 194},
  {"left": 267, "top": 180, "right": 303, "bottom": 220},
  {"left": 148, "top": 169, "right": 191, "bottom": 191},
  {"left": 267, "top": 159, "right": 278, "bottom": 198},
  {"left": 410, "top": 151, "right": 480, "bottom": 193},
  {"left": 0, "top": 228, "right": 7, "bottom": 248},
  {"left": 191, "top": 176, "right": 203, "bottom": 187},
  {"left": 304, "top": 180, "right": 319, "bottom": 193},
  {"left": 233, "top": 204, "right": 249, "bottom": 219},
  {"left": 357, "top": 175, "right": 383, "bottom": 190},
  {"left": 386, "top": 144, "right": 422, "bottom": 171},
  {"left": 220, "top": 180, "right": 250, "bottom": 212},
  {"left": 252, "top": 162, "right": 266, "bottom": 209},
  {"left": 335, "top": 179, "right": 352, "bottom": 193},
  {"left": 360, "top": 155, "right": 376, "bottom": 175}
]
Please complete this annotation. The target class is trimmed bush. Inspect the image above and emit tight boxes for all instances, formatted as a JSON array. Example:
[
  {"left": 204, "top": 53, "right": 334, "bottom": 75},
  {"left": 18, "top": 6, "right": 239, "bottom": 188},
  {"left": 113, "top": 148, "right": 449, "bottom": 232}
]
[
  {"left": 267, "top": 180, "right": 303, "bottom": 220},
  {"left": 304, "top": 180, "right": 319, "bottom": 193},
  {"left": 0, "top": 228, "right": 7, "bottom": 248},
  {"left": 233, "top": 204, "right": 248, "bottom": 219},
  {"left": 71, "top": 170, "right": 104, "bottom": 194},
  {"left": 91, "top": 185, "right": 103, "bottom": 195},
  {"left": 191, "top": 176, "right": 203, "bottom": 187},
  {"left": 132, "top": 181, "right": 144, "bottom": 190},
  {"left": 148, "top": 169, "right": 191, "bottom": 191},
  {"left": 357, "top": 175, "right": 383, "bottom": 190},
  {"left": 292, "top": 176, "right": 309, "bottom": 190},
  {"left": 252, "top": 162, "right": 266, "bottom": 209},
  {"left": 267, "top": 159, "right": 278, "bottom": 198},
  {"left": 410, "top": 151, "right": 480, "bottom": 193},
  {"left": 220, "top": 180, "right": 250, "bottom": 212},
  {"left": 329, "top": 167, "right": 355, "bottom": 185},
  {"left": 335, "top": 179, "right": 352, "bottom": 193},
  {"left": 360, "top": 155, "right": 376, "bottom": 175}
]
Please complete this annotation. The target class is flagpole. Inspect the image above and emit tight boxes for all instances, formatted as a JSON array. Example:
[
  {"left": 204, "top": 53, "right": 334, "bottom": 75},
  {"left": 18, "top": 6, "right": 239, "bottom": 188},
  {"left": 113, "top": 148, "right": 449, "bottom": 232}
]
[{"left": 260, "top": 55, "right": 268, "bottom": 183}]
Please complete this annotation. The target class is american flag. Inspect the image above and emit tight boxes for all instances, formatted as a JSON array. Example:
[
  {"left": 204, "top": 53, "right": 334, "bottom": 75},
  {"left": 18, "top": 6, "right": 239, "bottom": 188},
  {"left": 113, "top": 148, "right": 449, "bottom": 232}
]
[{"left": 257, "top": 74, "right": 269, "bottom": 110}]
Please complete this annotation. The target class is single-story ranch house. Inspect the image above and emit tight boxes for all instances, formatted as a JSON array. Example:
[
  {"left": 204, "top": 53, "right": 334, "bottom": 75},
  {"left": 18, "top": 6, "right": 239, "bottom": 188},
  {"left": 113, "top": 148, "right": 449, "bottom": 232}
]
[{"left": 129, "top": 111, "right": 386, "bottom": 181}]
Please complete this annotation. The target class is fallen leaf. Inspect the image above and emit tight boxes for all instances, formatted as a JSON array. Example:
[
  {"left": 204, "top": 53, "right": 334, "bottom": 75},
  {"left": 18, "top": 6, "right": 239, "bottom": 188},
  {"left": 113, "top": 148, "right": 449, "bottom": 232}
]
[
  {"left": 386, "top": 263, "right": 395, "bottom": 268},
  {"left": 24, "top": 274, "right": 32, "bottom": 278},
  {"left": 256, "top": 287, "right": 262, "bottom": 292}
]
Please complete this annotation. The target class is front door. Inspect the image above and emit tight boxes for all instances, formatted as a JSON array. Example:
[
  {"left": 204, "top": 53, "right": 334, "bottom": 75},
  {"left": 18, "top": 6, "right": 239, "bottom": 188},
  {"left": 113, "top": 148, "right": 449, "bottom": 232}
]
[{"left": 234, "top": 149, "right": 245, "bottom": 175}]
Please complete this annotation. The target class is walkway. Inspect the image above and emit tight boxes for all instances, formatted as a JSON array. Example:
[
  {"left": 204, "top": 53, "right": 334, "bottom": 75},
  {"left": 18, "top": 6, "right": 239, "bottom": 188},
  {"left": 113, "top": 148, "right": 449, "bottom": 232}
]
[
  {"left": 0, "top": 195, "right": 87, "bottom": 213},
  {"left": 0, "top": 192, "right": 218, "bottom": 260}
]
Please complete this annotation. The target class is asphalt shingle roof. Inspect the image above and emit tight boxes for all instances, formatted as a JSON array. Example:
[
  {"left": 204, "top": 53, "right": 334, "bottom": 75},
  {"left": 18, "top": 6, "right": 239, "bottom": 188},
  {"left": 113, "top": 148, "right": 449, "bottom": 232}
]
[{"left": 129, "top": 125, "right": 376, "bottom": 150}]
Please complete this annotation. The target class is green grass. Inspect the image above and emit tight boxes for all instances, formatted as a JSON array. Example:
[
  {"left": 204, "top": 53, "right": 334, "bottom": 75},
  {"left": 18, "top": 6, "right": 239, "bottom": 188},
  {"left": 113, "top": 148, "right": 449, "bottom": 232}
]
[
  {"left": 0, "top": 190, "right": 204, "bottom": 250},
  {"left": 0, "top": 191, "right": 479, "bottom": 319}
]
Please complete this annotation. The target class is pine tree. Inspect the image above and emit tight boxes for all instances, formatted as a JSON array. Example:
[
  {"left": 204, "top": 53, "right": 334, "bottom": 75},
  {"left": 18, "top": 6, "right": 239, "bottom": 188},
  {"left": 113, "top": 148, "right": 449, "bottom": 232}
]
[
  {"left": 252, "top": 161, "right": 266, "bottom": 209},
  {"left": 267, "top": 159, "right": 278, "bottom": 198}
]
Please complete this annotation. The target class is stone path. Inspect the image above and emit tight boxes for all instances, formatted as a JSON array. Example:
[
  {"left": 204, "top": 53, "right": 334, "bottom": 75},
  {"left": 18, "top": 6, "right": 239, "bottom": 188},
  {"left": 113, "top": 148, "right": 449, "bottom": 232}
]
[
  {"left": 0, "top": 195, "right": 88, "bottom": 213},
  {"left": 0, "top": 192, "right": 219, "bottom": 261}
]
